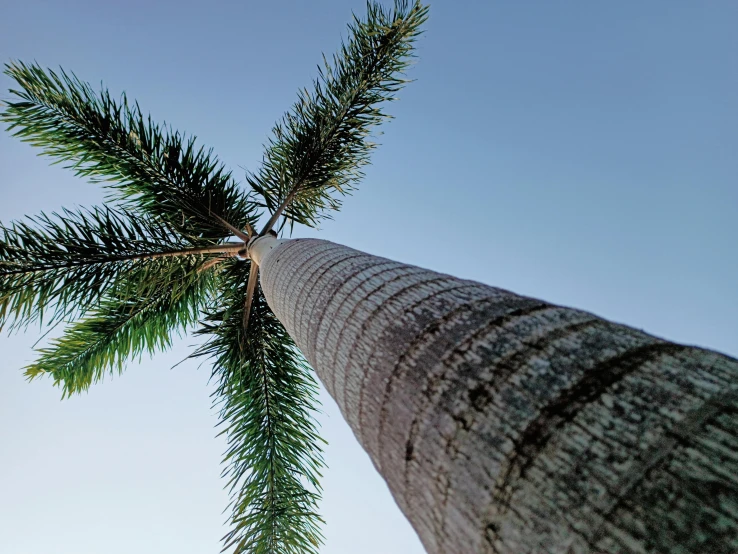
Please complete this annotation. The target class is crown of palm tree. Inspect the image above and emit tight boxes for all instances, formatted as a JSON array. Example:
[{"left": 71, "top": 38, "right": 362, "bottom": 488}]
[{"left": 0, "top": 2, "right": 429, "bottom": 552}]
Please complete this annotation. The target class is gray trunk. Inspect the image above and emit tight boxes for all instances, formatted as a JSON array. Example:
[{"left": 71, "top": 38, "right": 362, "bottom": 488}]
[{"left": 258, "top": 238, "right": 738, "bottom": 554}]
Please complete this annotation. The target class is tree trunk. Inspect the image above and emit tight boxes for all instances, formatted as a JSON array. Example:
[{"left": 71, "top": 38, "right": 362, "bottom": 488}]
[{"left": 254, "top": 237, "right": 738, "bottom": 554}]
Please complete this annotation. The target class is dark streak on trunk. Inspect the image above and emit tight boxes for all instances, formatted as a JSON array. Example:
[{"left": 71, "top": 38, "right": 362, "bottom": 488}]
[{"left": 498, "top": 342, "right": 692, "bottom": 505}]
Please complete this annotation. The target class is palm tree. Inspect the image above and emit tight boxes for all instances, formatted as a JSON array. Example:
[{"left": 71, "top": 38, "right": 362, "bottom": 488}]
[{"left": 1, "top": 2, "right": 736, "bottom": 554}]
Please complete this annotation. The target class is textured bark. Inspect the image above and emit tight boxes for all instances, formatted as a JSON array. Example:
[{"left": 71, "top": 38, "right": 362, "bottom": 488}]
[{"left": 259, "top": 238, "right": 738, "bottom": 554}]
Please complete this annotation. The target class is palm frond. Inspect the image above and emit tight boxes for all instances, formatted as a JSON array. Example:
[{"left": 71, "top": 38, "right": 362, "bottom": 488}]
[
  {"left": 25, "top": 255, "right": 216, "bottom": 396},
  {"left": 0, "top": 206, "right": 226, "bottom": 330},
  {"left": 196, "top": 261, "right": 325, "bottom": 554},
  {"left": 1, "top": 61, "right": 260, "bottom": 241},
  {"left": 250, "top": 0, "right": 429, "bottom": 231}
]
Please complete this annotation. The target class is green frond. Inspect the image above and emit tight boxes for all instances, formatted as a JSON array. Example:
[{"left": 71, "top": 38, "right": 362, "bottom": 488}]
[
  {"left": 1, "top": 61, "right": 260, "bottom": 241},
  {"left": 25, "top": 256, "right": 215, "bottom": 396},
  {"left": 196, "top": 261, "right": 325, "bottom": 554},
  {"left": 249, "top": 0, "right": 429, "bottom": 230},
  {"left": 0, "top": 206, "right": 213, "bottom": 330}
]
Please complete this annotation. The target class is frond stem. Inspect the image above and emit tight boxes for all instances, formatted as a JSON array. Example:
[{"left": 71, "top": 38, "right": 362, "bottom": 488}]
[
  {"left": 1, "top": 242, "right": 247, "bottom": 277},
  {"left": 212, "top": 213, "right": 253, "bottom": 242},
  {"left": 241, "top": 263, "right": 259, "bottom": 334},
  {"left": 260, "top": 188, "right": 298, "bottom": 236}
]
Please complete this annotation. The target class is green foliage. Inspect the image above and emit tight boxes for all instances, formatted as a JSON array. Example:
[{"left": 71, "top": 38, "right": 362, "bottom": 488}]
[
  {"left": 249, "top": 0, "right": 429, "bottom": 231},
  {"left": 0, "top": 1, "right": 427, "bottom": 552},
  {"left": 1, "top": 61, "right": 260, "bottom": 242},
  {"left": 196, "top": 261, "right": 325, "bottom": 554},
  {"left": 0, "top": 206, "right": 199, "bottom": 330},
  {"left": 26, "top": 256, "right": 214, "bottom": 397}
]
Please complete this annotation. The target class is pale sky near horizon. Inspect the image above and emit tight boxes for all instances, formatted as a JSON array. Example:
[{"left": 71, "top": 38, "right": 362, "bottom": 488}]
[{"left": 1, "top": 1, "right": 736, "bottom": 553}]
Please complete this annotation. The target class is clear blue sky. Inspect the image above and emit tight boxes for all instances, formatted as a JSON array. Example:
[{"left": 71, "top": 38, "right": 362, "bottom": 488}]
[{"left": 1, "top": 1, "right": 736, "bottom": 553}]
